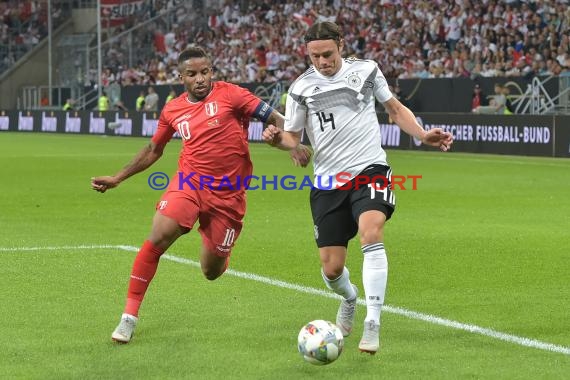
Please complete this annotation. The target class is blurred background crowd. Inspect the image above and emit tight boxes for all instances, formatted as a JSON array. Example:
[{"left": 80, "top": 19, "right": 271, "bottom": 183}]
[
  {"left": 4, "top": 0, "right": 568, "bottom": 84},
  {"left": 95, "top": 0, "right": 570, "bottom": 85}
]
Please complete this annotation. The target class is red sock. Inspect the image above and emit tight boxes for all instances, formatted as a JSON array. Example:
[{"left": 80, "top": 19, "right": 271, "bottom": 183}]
[{"left": 124, "top": 240, "right": 164, "bottom": 317}]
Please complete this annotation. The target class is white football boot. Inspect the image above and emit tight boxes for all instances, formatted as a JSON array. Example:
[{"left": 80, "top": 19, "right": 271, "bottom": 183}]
[
  {"left": 111, "top": 313, "right": 138, "bottom": 343},
  {"left": 336, "top": 284, "right": 358, "bottom": 337},
  {"left": 358, "top": 320, "right": 380, "bottom": 354}
]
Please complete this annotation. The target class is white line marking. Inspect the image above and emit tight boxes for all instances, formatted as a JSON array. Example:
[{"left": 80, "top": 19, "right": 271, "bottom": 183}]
[
  {"left": 3, "top": 153, "right": 141, "bottom": 158},
  {"left": 3, "top": 244, "right": 569, "bottom": 356},
  {"left": 0, "top": 245, "right": 119, "bottom": 252}
]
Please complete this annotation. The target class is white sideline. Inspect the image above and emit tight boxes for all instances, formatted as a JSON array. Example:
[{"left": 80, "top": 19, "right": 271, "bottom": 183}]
[{"left": 2, "top": 244, "right": 569, "bottom": 356}]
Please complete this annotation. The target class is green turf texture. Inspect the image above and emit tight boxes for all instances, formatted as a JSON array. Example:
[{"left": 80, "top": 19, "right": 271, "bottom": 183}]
[{"left": 0, "top": 132, "right": 568, "bottom": 379}]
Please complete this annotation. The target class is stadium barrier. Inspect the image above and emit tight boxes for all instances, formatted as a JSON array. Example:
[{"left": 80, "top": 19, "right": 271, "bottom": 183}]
[
  {"left": 0, "top": 110, "right": 568, "bottom": 158},
  {"left": 117, "top": 77, "right": 558, "bottom": 114},
  {"left": 377, "top": 113, "right": 569, "bottom": 158}
]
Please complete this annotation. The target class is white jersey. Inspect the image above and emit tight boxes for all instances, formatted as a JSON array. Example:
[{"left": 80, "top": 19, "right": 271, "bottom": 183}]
[{"left": 284, "top": 58, "right": 393, "bottom": 189}]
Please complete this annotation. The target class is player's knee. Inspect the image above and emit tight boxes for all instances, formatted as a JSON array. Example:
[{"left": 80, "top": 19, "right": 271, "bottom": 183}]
[
  {"left": 322, "top": 265, "right": 344, "bottom": 280},
  {"left": 149, "top": 226, "right": 189, "bottom": 249},
  {"left": 149, "top": 235, "right": 175, "bottom": 249},
  {"left": 202, "top": 261, "right": 228, "bottom": 281},
  {"left": 201, "top": 252, "right": 229, "bottom": 281},
  {"left": 202, "top": 267, "right": 223, "bottom": 281}
]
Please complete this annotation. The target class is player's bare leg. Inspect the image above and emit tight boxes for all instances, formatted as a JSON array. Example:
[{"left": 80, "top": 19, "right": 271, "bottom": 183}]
[
  {"left": 199, "top": 243, "right": 230, "bottom": 281},
  {"left": 112, "top": 213, "right": 189, "bottom": 343}
]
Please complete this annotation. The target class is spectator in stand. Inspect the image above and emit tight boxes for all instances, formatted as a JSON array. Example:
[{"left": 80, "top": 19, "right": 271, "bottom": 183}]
[
  {"left": 503, "top": 86, "right": 515, "bottom": 115},
  {"left": 165, "top": 89, "right": 176, "bottom": 103},
  {"left": 473, "top": 83, "right": 506, "bottom": 114},
  {"left": 62, "top": 98, "right": 75, "bottom": 111},
  {"left": 136, "top": 91, "right": 145, "bottom": 111},
  {"left": 107, "top": 80, "right": 127, "bottom": 111},
  {"left": 254, "top": 44, "right": 267, "bottom": 70},
  {"left": 471, "top": 84, "right": 486, "bottom": 112},
  {"left": 144, "top": 86, "right": 159, "bottom": 111},
  {"left": 445, "top": 9, "right": 463, "bottom": 52},
  {"left": 98, "top": 91, "right": 110, "bottom": 111},
  {"left": 255, "top": 68, "right": 277, "bottom": 83}
]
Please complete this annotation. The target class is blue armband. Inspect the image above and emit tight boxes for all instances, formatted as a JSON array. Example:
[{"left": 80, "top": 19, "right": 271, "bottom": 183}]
[{"left": 253, "top": 101, "right": 274, "bottom": 123}]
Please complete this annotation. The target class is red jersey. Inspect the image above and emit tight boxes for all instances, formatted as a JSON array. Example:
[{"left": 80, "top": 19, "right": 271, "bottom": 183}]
[{"left": 152, "top": 81, "right": 264, "bottom": 195}]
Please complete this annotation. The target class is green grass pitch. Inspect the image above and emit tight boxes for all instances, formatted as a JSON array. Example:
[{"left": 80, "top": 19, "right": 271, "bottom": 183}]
[{"left": 0, "top": 132, "right": 568, "bottom": 379}]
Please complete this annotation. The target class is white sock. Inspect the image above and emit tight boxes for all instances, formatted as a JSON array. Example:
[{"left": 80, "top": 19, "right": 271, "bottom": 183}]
[
  {"left": 321, "top": 266, "right": 357, "bottom": 300},
  {"left": 362, "top": 243, "right": 388, "bottom": 324}
]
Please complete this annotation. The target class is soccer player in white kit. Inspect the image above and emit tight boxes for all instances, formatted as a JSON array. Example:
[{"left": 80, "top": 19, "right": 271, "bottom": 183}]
[{"left": 263, "top": 22, "right": 453, "bottom": 354}]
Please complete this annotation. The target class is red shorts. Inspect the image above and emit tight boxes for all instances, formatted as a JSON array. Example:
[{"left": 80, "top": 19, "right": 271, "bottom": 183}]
[{"left": 156, "top": 186, "right": 246, "bottom": 258}]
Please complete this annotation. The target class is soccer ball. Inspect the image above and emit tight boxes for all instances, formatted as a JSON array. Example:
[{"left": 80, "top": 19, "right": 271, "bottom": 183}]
[{"left": 297, "top": 320, "right": 344, "bottom": 365}]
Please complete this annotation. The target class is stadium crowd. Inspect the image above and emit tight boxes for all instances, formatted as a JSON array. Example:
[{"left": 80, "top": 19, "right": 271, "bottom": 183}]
[
  {"left": 96, "top": 0, "right": 570, "bottom": 86},
  {"left": 2, "top": 0, "right": 570, "bottom": 84},
  {"left": 1, "top": 0, "right": 69, "bottom": 74}
]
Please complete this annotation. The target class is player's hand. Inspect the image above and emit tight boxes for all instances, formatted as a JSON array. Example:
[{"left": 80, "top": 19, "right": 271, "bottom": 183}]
[
  {"left": 262, "top": 125, "right": 282, "bottom": 146},
  {"left": 91, "top": 176, "right": 120, "bottom": 193},
  {"left": 289, "top": 144, "right": 312, "bottom": 168},
  {"left": 421, "top": 128, "right": 453, "bottom": 152}
]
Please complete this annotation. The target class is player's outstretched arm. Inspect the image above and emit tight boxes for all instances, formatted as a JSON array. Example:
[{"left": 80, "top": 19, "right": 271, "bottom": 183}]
[
  {"left": 383, "top": 97, "right": 453, "bottom": 151},
  {"left": 91, "top": 141, "right": 166, "bottom": 193}
]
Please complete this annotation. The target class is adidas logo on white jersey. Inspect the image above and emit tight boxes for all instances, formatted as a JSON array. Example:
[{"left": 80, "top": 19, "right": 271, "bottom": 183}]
[{"left": 312, "top": 86, "right": 321, "bottom": 94}]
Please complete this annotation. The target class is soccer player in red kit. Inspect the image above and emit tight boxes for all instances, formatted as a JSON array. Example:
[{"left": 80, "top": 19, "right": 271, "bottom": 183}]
[{"left": 91, "top": 46, "right": 311, "bottom": 343}]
